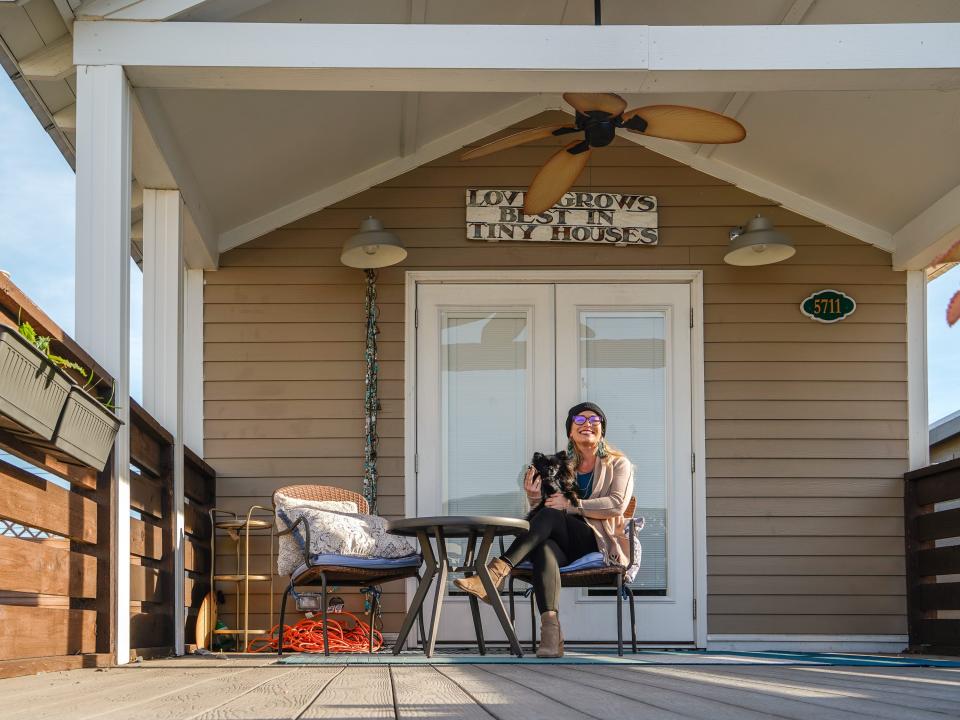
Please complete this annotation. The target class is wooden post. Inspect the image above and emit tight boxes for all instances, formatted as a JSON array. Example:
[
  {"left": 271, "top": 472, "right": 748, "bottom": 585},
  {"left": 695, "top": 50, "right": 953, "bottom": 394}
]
[{"left": 75, "top": 63, "right": 133, "bottom": 665}]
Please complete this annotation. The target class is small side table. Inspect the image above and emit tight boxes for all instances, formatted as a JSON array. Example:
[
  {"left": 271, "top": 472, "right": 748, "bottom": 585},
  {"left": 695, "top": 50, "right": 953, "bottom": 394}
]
[
  {"left": 209, "top": 505, "right": 275, "bottom": 652},
  {"left": 387, "top": 515, "right": 529, "bottom": 657}
]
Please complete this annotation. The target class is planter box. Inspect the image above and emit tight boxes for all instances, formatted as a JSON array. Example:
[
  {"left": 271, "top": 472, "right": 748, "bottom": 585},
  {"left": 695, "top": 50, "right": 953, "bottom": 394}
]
[
  {"left": 52, "top": 386, "right": 122, "bottom": 471},
  {"left": 0, "top": 326, "right": 72, "bottom": 441}
]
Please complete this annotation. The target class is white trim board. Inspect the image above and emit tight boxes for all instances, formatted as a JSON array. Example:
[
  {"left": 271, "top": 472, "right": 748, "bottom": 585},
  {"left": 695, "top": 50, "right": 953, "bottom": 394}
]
[
  {"left": 404, "top": 269, "right": 707, "bottom": 649},
  {"left": 708, "top": 635, "right": 909, "bottom": 653},
  {"left": 73, "top": 22, "right": 960, "bottom": 93}
]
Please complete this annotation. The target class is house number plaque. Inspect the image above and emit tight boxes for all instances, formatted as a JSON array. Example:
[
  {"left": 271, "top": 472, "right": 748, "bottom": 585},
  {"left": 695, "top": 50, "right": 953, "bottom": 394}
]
[{"left": 801, "top": 289, "right": 857, "bottom": 323}]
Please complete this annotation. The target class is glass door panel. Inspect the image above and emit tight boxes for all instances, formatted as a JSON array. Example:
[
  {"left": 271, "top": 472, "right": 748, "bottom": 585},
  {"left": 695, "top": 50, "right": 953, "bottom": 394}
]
[
  {"left": 578, "top": 311, "right": 667, "bottom": 594},
  {"left": 556, "top": 283, "right": 693, "bottom": 643}
]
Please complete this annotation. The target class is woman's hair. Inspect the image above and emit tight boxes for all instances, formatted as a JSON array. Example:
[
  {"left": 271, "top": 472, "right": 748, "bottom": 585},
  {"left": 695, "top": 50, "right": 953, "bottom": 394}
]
[{"left": 567, "top": 433, "right": 625, "bottom": 468}]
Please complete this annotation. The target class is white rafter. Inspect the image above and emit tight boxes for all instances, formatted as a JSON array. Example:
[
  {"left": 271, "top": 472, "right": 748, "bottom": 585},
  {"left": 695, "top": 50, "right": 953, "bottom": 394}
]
[
  {"left": 893, "top": 184, "right": 960, "bottom": 270},
  {"left": 614, "top": 129, "right": 894, "bottom": 252},
  {"left": 77, "top": 0, "right": 212, "bottom": 20},
  {"left": 19, "top": 34, "right": 74, "bottom": 81},
  {"left": 72, "top": 22, "right": 960, "bottom": 93},
  {"left": 219, "top": 94, "right": 558, "bottom": 252}
]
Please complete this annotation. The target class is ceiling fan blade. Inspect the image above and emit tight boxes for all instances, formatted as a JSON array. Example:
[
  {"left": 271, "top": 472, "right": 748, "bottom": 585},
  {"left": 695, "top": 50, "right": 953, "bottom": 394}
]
[
  {"left": 461, "top": 125, "right": 576, "bottom": 161},
  {"left": 622, "top": 105, "right": 746, "bottom": 144},
  {"left": 523, "top": 142, "right": 592, "bottom": 216},
  {"left": 563, "top": 92, "right": 627, "bottom": 116}
]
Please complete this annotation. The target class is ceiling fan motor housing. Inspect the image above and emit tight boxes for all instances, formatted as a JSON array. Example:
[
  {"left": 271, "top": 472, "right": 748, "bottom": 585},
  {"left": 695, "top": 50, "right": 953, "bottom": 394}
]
[{"left": 576, "top": 111, "right": 618, "bottom": 148}]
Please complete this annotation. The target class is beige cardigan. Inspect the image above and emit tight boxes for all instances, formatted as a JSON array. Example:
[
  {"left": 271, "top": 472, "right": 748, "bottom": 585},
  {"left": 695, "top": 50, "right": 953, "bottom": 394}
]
[{"left": 525, "top": 455, "right": 635, "bottom": 567}]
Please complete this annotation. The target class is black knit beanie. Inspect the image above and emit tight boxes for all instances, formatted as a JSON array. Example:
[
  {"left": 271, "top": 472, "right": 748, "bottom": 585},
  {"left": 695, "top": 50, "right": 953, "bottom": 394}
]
[{"left": 565, "top": 402, "right": 607, "bottom": 437}]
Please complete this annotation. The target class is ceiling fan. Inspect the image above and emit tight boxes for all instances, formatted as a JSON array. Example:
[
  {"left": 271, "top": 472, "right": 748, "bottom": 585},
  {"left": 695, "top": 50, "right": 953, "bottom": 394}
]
[{"left": 461, "top": 93, "right": 747, "bottom": 216}]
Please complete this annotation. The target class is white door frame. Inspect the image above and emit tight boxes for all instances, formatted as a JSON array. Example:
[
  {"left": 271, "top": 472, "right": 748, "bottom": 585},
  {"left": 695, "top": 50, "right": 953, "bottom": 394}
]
[{"left": 404, "top": 269, "right": 707, "bottom": 649}]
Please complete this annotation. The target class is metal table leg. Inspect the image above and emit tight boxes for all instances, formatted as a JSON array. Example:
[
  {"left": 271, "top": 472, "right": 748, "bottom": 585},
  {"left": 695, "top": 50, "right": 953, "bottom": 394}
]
[
  {"left": 463, "top": 531, "right": 486, "bottom": 655},
  {"left": 424, "top": 528, "right": 449, "bottom": 658},
  {"left": 392, "top": 530, "right": 437, "bottom": 655},
  {"left": 475, "top": 528, "right": 523, "bottom": 657}
]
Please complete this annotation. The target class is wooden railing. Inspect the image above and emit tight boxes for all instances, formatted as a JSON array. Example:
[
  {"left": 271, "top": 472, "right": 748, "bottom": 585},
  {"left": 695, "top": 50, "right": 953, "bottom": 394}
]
[
  {"left": 0, "top": 275, "right": 214, "bottom": 676},
  {"left": 904, "top": 457, "right": 960, "bottom": 655}
]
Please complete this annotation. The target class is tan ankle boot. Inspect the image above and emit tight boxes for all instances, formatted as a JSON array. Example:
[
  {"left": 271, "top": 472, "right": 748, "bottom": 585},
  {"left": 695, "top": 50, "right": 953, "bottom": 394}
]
[
  {"left": 453, "top": 557, "right": 512, "bottom": 605},
  {"left": 536, "top": 611, "right": 564, "bottom": 658}
]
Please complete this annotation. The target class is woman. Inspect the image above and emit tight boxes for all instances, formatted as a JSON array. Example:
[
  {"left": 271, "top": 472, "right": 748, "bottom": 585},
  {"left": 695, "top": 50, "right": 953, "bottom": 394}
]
[{"left": 454, "top": 401, "right": 634, "bottom": 657}]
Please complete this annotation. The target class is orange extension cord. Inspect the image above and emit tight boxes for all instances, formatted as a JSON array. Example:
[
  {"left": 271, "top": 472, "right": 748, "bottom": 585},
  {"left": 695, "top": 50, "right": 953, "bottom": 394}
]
[{"left": 247, "top": 611, "right": 383, "bottom": 654}]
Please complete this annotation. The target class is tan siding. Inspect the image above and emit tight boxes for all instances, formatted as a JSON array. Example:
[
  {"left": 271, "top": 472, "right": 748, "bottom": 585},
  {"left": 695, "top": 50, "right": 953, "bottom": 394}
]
[{"left": 206, "top": 111, "right": 908, "bottom": 639}]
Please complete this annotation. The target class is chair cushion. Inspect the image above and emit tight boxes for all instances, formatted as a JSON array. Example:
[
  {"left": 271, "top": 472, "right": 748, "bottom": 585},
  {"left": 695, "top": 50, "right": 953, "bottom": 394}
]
[
  {"left": 515, "top": 551, "right": 606, "bottom": 573},
  {"left": 291, "top": 553, "right": 422, "bottom": 580}
]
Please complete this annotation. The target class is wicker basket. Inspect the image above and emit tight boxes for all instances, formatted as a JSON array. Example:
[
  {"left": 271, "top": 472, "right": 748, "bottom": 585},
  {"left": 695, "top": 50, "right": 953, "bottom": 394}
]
[
  {"left": 0, "top": 326, "right": 72, "bottom": 440},
  {"left": 52, "top": 386, "right": 122, "bottom": 471}
]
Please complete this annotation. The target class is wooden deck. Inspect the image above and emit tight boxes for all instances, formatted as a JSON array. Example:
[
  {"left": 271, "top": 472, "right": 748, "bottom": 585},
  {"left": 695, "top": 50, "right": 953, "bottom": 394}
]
[{"left": 1, "top": 653, "right": 959, "bottom": 719}]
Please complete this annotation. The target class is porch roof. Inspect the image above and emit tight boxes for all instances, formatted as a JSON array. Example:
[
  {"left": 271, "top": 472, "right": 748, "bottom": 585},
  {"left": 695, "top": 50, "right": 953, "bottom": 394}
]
[{"left": 2, "top": 0, "right": 960, "bottom": 269}]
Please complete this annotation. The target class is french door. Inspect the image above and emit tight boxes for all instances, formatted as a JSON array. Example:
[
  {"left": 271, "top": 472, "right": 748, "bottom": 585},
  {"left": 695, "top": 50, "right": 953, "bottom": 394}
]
[{"left": 415, "top": 281, "right": 695, "bottom": 645}]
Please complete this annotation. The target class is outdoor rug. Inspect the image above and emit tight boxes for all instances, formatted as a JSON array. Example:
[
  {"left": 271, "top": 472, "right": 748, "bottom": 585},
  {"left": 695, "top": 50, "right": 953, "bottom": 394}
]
[{"left": 277, "top": 648, "right": 960, "bottom": 667}]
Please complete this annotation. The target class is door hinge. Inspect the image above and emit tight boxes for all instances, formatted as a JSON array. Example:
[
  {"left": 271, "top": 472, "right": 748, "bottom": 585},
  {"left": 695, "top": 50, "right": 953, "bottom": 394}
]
[
  {"left": 689, "top": 307, "right": 694, "bottom": 328},
  {"left": 415, "top": 308, "right": 419, "bottom": 328},
  {"left": 414, "top": 453, "right": 419, "bottom": 474},
  {"left": 693, "top": 598, "right": 697, "bottom": 620},
  {"left": 691, "top": 452, "right": 696, "bottom": 474}
]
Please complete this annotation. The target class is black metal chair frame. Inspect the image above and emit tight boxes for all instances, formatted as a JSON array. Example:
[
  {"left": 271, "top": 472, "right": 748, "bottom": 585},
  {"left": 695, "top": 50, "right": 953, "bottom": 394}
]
[
  {"left": 504, "top": 515, "right": 640, "bottom": 656},
  {"left": 276, "top": 511, "right": 426, "bottom": 657}
]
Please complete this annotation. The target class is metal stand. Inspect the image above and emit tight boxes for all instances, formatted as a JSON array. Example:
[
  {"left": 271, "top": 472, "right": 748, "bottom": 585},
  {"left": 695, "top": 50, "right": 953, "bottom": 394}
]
[{"left": 209, "top": 505, "right": 275, "bottom": 652}]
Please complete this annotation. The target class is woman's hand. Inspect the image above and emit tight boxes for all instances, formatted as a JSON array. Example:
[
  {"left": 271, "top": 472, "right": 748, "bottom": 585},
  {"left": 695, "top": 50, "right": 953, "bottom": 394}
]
[
  {"left": 544, "top": 494, "right": 572, "bottom": 511},
  {"left": 523, "top": 466, "right": 541, "bottom": 496}
]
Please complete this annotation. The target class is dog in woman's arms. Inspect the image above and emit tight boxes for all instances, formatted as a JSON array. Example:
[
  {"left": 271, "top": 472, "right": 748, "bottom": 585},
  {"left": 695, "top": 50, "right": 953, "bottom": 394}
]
[{"left": 526, "top": 450, "right": 580, "bottom": 520}]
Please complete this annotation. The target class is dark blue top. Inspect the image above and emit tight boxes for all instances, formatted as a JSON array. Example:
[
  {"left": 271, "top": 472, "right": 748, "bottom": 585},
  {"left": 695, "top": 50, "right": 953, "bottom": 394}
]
[{"left": 577, "top": 471, "right": 593, "bottom": 499}]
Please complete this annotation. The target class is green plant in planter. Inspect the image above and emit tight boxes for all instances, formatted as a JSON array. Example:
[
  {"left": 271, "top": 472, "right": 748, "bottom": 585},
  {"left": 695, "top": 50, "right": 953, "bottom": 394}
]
[{"left": 17, "top": 317, "right": 118, "bottom": 411}]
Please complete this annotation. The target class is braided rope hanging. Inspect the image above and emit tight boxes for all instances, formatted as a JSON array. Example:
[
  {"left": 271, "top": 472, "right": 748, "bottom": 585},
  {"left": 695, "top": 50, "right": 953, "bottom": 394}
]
[{"left": 362, "top": 269, "right": 381, "bottom": 515}]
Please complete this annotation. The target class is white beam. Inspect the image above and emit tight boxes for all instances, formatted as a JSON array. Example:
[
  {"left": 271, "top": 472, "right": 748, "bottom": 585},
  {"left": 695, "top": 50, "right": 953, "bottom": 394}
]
[
  {"left": 906, "top": 271, "right": 929, "bottom": 471},
  {"left": 142, "top": 188, "right": 186, "bottom": 655},
  {"left": 132, "top": 89, "right": 219, "bottom": 269},
  {"left": 73, "top": 22, "right": 960, "bottom": 93},
  {"left": 20, "top": 34, "right": 74, "bottom": 81},
  {"left": 219, "top": 94, "right": 556, "bottom": 251},
  {"left": 74, "top": 63, "right": 132, "bottom": 666},
  {"left": 615, "top": 130, "right": 894, "bottom": 252},
  {"left": 893, "top": 184, "right": 960, "bottom": 270}
]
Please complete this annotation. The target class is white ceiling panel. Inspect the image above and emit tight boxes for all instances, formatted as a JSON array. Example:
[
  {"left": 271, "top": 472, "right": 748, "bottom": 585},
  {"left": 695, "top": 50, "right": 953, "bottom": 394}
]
[
  {"left": 154, "top": 89, "right": 406, "bottom": 229},
  {"left": 712, "top": 89, "right": 960, "bottom": 232}
]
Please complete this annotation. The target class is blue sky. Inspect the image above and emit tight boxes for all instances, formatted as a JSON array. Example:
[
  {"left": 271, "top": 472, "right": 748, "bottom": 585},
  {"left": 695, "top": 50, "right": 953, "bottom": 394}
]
[{"left": 1, "top": 72, "right": 958, "bottom": 422}]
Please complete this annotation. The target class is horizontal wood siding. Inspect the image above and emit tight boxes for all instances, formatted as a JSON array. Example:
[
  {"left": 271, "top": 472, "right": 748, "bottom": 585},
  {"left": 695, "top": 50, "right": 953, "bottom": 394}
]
[{"left": 206, "top": 111, "right": 908, "bottom": 637}]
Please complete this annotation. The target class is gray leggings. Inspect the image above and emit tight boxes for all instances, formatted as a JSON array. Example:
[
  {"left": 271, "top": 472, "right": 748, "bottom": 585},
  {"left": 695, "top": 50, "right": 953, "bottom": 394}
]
[{"left": 501, "top": 507, "right": 598, "bottom": 613}]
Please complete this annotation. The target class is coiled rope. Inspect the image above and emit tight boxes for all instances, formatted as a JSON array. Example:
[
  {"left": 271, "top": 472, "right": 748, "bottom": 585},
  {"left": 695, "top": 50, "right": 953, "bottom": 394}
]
[{"left": 246, "top": 611, "right": 383, "bottom": 654}]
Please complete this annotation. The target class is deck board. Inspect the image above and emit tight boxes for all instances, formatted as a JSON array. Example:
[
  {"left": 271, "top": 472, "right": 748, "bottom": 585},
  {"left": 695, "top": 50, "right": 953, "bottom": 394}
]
[
  {"left": 1, "top": 655, "right": 959, "bottom": 719},
  {"left": 391, "top": 666, "right": 491, "bottom": 719},
  {"left": 299, "top": 666, "right": 395, "bottom": 719}
]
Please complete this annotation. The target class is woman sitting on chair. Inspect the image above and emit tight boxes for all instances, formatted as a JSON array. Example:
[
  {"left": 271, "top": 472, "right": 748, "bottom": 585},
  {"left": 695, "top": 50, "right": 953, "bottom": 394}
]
[{"left": 454, "top": 402, "right": 634, "bottom": 658}]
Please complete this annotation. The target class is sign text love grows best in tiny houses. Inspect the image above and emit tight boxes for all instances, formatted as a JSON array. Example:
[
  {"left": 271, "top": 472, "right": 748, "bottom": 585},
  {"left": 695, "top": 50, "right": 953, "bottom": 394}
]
[{"left": 465, "top": 189, "right": 659, "bottom": 246}]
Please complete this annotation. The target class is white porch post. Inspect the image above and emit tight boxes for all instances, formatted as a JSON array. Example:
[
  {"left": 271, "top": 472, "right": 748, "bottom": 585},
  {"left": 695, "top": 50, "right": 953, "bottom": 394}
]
[
  {"left": 907, "top": 270, "right": 930, "bottom": 471},
  {"left": 183, "top": 268, "right": 204, "bottom": 456},
  {"left": 75, "top": 63, "right": 133, "bottom": 665},
  {"left": 142, "top": 189, "right": 186, "bottom": 655}
]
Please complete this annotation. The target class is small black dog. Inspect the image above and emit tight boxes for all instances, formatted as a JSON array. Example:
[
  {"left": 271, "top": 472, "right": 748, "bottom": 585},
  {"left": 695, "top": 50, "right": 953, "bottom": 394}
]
[{"left": 526, "top": 450, "right": 579, "bottom": 520}]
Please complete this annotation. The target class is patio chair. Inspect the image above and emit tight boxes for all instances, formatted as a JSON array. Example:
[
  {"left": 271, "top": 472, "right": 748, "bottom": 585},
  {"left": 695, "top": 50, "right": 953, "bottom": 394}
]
[
  {"left": 506, "top": 497, "right": 640, "bottom": 656},
  {"left": 274, "top": 484, "right": 425, "bottom": 656}
]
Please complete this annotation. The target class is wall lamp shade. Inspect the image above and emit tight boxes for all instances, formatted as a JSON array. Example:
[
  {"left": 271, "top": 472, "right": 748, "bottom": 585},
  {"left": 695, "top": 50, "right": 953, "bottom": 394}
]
[
  {"left": 723, "top": 215, "right": 795, "bottom": 266},
  {"left": 340, "top": 217, "right": 407, "bottom": 269}
]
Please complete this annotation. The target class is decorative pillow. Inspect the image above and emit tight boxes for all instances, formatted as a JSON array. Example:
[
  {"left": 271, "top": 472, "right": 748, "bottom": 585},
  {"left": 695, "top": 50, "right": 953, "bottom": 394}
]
[{"left": 274, "top": 493, "right": 416, "bottom": 576}]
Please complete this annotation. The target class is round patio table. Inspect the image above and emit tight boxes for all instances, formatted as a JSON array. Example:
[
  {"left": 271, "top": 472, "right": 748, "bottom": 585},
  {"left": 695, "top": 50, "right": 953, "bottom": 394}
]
[{"left": 386, "top": 515, "right": 529, "bottom": 657}]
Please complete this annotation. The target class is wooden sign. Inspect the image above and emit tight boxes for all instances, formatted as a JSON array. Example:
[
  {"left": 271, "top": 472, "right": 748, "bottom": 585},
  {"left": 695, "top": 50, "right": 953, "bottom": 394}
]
[
  {"left": 801, "top": 289, "right": 857, "bottom": 323},
  {"left": 466, "top": 189, "right": 658, "bottom": 246}
]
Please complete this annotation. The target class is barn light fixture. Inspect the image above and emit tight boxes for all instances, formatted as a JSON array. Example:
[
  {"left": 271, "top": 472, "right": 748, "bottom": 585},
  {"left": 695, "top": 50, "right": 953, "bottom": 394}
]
[
  {"left": 340, "top": 216, "right": 407, "bottom": 269},
  {"left": 724, "top": 215, "right": 795, "bottom": 266}
]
